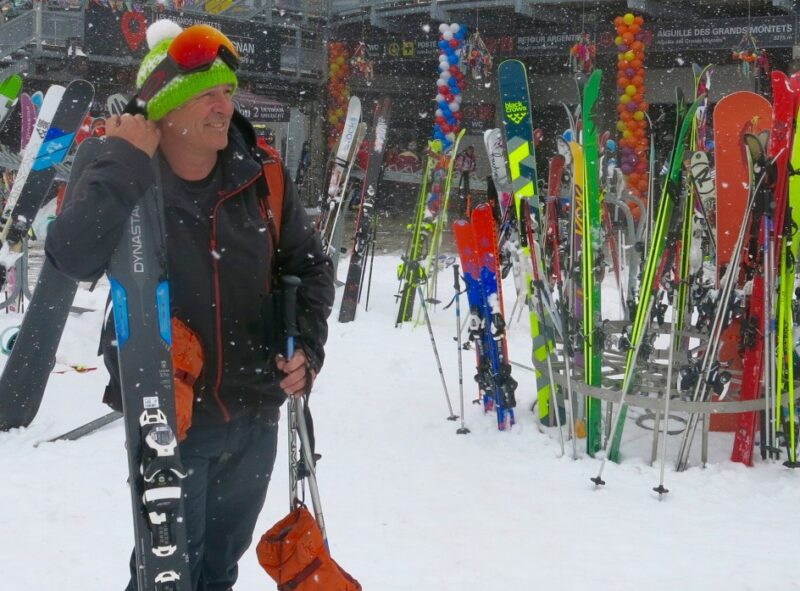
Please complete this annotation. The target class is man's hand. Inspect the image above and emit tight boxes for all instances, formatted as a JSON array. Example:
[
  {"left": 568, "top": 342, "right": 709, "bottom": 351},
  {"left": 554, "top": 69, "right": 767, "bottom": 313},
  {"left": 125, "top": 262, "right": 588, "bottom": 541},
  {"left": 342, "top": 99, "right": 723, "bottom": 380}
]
[
  {"left": 106, "top": 114, "right": 161, "bottom": 158},
  {"left": 276, "top": 350, "right": 316, "bottom": 397}
]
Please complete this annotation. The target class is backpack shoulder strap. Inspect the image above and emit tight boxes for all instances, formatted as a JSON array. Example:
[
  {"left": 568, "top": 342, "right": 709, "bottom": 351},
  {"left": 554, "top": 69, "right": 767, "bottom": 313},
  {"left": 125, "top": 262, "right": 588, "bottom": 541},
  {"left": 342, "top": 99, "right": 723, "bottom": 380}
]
[{"left": 258, "top": 143, "right": 285, "bottom": 244}]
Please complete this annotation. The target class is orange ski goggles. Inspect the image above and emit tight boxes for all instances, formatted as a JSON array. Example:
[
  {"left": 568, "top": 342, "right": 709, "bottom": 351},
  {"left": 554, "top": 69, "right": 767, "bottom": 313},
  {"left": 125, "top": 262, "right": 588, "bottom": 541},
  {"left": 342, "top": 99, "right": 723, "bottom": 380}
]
[{"left": 138, "top": 24, "right": 240, "bottom": 103}]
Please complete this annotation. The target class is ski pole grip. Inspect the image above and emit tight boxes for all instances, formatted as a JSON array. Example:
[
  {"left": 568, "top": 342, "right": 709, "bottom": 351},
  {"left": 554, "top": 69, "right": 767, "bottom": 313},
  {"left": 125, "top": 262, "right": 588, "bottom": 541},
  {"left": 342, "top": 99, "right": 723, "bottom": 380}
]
[
  {"left": 453, "top": 264, "right": 461, "bottom": 292},
  {"left": 282, "top": 275, "right": 302, "bottom": 358}
]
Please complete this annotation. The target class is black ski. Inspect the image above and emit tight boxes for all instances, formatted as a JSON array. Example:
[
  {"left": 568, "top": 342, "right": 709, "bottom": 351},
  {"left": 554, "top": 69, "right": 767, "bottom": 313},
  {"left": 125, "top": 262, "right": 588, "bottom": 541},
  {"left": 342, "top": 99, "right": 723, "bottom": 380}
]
[
  {"left": 338, "top": 97, "right": 391, "bottom": 323},
  {"left": 109, "top": 160, "right": 191, "bottom": 590},
  {"left": 35, "top": 411, "right": 123, "bottom": 446},
  {"left": 0, "top": 137, "right": 102, "bottom": 430}
]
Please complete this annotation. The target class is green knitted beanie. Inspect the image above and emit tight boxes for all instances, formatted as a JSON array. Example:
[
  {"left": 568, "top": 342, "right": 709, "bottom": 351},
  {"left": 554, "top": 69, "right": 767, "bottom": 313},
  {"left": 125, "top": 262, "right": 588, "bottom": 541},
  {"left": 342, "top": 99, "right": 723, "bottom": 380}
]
[{"left": 136, "top": 22, "right": 239, "bottom": 122}]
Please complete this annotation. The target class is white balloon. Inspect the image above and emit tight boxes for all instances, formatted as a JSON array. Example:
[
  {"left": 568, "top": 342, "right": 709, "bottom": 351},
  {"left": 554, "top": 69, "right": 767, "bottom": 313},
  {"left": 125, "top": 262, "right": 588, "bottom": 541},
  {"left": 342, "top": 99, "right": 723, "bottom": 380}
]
[
  {"left": 438, "top": 62, "right": 449, "bottom": 72},
  {"left": 435, "top": 94, "right": 445, "bottom": 103},
  {"left": 449, "top": 102, "right": 460, "bottom": 112},
  {"left": 440, "top": 71, "right": 451, "bottom": 81},
  {"left": 446, "top": 132, "right": 456, "bottom": 142},
  {"left": 438, "top": 23, "right": 448, "bottom": 33},
  {"left": 443, "top": 31, "right": 453, "bottom": 41},
  {"left": 439, "top": 54, "right": 449, "bottom": 63},
  {"left": 435, "top": 109, "right": 443, "bottom": 118},
  {"left": 450, "top": 23, "right": 461, "bottom": 34}
]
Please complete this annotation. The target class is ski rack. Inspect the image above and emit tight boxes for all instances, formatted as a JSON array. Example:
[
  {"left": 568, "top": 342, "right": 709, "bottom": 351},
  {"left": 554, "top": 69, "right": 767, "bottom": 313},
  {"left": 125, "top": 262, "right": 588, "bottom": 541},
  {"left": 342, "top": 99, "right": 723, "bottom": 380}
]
[
  {"left": 546, "top": 318, "right": 800, "bottom": 458},
  {"left": 0, "top": 237, "right": 33, "bottom": 310}
]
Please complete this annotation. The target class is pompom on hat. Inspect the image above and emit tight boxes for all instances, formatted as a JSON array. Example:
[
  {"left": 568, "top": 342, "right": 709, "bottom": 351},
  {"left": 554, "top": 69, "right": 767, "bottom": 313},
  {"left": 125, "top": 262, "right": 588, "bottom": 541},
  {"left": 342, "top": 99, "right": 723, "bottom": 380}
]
[{"left": 136, "top": 19, "right": 239, "bottom": 122}]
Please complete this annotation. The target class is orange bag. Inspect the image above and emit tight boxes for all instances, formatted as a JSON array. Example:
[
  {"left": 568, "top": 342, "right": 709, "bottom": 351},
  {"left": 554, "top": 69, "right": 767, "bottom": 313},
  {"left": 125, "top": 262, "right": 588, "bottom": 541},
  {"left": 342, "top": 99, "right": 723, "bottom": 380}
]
[
  {"left": 171, "top": 317, "right": 203, "bottom": 442},
  {"left": 256, "top": 505, "right": 361, "bottom": 590}
]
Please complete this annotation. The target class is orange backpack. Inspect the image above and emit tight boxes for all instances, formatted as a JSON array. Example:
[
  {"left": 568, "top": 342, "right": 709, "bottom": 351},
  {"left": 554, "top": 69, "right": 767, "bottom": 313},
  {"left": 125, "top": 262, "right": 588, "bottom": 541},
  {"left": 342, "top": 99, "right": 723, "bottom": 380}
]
[{"left": 172, "top": 145, "right": 285, "bottom": 440}]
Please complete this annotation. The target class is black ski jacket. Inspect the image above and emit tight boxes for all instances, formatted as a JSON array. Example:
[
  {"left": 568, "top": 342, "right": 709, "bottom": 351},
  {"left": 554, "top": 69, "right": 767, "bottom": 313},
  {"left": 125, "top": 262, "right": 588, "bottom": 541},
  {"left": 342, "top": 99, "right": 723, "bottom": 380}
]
[{"left": 46, "top": 112, "right": 334, "bottom": 425}]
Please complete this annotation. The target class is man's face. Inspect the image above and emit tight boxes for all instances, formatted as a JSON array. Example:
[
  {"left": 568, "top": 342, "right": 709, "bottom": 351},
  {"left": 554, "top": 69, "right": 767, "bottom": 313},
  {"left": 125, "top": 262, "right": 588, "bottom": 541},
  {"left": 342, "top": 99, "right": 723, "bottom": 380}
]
[{"left": 160, "top": 83, "right": 235, "bottom": 156}]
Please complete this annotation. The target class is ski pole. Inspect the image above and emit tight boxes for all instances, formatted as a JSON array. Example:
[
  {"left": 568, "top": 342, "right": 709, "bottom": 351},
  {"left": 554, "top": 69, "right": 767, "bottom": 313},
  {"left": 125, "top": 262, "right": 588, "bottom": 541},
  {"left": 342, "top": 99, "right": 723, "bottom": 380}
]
[
  {"left": 653, "top": 296, "right": 679, "bottom": 499},
  {"left": 453, "top": 265, "right": 469, "bottom": 435},
  {"left": 282, "top": 274, "right": 328, "bottom": 547},
  {"left": 364, "top": 221, "right": 378, "bottom": 312},
  {"left": 415, "top": 271, "right": 458, "bottom": 421}
]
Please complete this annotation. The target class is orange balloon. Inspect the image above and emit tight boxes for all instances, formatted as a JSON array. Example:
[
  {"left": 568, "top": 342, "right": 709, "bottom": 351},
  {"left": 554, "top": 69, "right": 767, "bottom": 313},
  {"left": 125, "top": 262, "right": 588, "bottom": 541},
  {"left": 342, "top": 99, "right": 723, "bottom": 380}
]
[
  {"left": 640, "top": 100, "right": 650, "bottom": 111},
  {"left": 632, "top": 75, "right": 644, "bottom": 86},
  {"left": 614, "top": 16, "right": 623, "bottom": 26},
  {"left": 632, "top": 41, "right": 644, "bottom": 52},
  {"left": 637, "top": 179, "right": 648, "bottom": 192},
  {"left": 616, "top": 24, "right": 628, "bottom": 35},
  {"left": 633, "top": 94, "right": 645, "bottom": 104},
  {"left": 622, "top": 32, "right": 634, "bottom": 44},
  {"left": 629, "top": 23, "right": 640, "bottom": 34},
  {"left": 634, "top": 15, "right": 644, "bottom": 25},
  {"left": 631, "top": 59, "right": 643, "bottom": 69},
  {"left": 620, "top": 110, "right": 632, "bottom": 121},
  {"left": 635, "top": 128, "right": 646, "bottom": 139},
  {"left": 617, "top": 103, "right": 628, "bottom": 114}
]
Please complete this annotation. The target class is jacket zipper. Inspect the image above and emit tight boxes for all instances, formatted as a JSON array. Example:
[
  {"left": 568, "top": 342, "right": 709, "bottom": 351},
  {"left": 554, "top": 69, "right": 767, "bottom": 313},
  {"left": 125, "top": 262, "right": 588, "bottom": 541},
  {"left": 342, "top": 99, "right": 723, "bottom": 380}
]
[{"left": 208, "top": 172, "right": 262, "bottom": 422}]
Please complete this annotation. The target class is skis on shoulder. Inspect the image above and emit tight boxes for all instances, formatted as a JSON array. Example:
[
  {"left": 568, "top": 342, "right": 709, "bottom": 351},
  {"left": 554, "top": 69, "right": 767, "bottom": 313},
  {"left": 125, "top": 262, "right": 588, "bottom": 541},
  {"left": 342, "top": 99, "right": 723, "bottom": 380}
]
[{"left": 108, "top": 157, "right": 191, "bottom": 589}]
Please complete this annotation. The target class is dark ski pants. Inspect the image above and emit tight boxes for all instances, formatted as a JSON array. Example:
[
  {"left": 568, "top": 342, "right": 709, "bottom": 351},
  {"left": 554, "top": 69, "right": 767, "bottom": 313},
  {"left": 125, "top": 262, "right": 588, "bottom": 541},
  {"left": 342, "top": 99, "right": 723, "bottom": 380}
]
[{"left": 125, "top": 415, "right": 279, "bottom": 591}]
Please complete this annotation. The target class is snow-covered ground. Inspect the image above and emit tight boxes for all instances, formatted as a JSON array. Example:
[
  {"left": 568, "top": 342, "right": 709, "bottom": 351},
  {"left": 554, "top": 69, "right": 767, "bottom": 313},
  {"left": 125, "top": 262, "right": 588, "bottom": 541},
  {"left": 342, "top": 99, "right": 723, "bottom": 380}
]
[{"left": 0, "top": 254, "right": 797, "bottom": 590}]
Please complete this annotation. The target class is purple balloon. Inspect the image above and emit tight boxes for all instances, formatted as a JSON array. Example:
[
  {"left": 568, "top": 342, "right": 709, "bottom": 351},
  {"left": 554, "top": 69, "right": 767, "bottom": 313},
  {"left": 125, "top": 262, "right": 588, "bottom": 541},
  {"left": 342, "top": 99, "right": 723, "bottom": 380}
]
[
  {"left": 627, "top": 101, "right": 638, "bottom": 112},
  {"left": 626, "top": 67, "right": 636, "bottom": 77},
  {"left": 621, "top": 162, "right": 634, "bottom": 175}
]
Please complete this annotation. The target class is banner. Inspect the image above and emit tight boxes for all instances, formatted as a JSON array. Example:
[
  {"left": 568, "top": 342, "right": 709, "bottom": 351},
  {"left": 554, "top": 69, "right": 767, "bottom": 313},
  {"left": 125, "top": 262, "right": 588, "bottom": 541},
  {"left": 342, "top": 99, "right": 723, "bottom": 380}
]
[
  {"left": 83, "top": 5, "right": 281, "bottom": 73},
  {"left": 461, "top": 103, "right": 496, "bottom": 134},
  {"left": 646, "top": 17, "right": 795, "bottom": 52},
  {"left": 233, "top": 91, "right": 290, "bottom": 122},
  {"left": 363, "top": 15, "right": 798, "bottom": 60}
]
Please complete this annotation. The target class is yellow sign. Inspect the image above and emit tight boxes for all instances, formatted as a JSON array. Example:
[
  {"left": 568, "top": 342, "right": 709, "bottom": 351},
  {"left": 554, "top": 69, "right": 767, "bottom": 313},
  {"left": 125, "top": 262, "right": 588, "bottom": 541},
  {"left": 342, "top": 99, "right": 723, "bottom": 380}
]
[
  {"left": 205, "top": 0, "right": 232, "bottom": 15},
  {"left": 402, "top": 41, "right": 415, "bottom": 57}
]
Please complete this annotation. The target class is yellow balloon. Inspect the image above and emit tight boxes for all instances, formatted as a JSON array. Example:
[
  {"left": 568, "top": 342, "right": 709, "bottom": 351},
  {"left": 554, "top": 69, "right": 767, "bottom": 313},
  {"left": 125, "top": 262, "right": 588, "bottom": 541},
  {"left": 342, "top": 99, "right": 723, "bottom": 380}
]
[
  {"left": 615, "top": 36, "right": 623, "bottom": 46},
  {"left": 620, "top": 94, "right": 631, "bottom": 104},
  {"left": 623, "top": 130, "right": 633, "bottom": 138},
  {"left": 617, "top": 121, "right": 627, "bottom": 132},
  {"left": 625, "top": 85, "right": 637, "bottom": 96},
  {"left": 633, "top": 111, "right": 645, "bottom": 121},
  {"left": 623, "top": 12, "right": 635, "bottom": 25},
  {"left": 624, "top": 50, "right": 635, "bottom": 61}
]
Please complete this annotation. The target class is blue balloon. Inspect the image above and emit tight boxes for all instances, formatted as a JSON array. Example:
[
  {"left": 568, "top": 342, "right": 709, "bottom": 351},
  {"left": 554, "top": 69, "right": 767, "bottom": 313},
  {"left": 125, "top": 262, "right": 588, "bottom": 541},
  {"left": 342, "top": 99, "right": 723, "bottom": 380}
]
[
  {"left": 438, "top": 40, "right": 448, "bottom": 50},
  {"left": 450, "top": 54, "right": 460, "bottom": 65},
  {"left": 563, "top": 129, "right": 573, "bottom": 142},
  {"left": 447, "top": 116, "right": 456, "bottom": 126},
  {"left": 606, "top": 139, "right": 617, "bottom": 153}
]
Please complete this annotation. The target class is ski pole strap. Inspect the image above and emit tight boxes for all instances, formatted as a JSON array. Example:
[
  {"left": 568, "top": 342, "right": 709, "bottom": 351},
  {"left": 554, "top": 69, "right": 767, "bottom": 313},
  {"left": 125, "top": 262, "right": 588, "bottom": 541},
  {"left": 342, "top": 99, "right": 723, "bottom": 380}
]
[{"left": 298, "top": 393, "right": 318, "bottom": 474}]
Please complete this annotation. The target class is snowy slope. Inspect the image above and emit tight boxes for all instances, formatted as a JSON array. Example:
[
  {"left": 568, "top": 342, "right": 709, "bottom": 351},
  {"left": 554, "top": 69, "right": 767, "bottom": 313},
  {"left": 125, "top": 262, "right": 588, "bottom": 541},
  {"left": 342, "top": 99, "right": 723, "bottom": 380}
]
[{"left": 0, "top": 255, "right": 797, "bottom": 591}]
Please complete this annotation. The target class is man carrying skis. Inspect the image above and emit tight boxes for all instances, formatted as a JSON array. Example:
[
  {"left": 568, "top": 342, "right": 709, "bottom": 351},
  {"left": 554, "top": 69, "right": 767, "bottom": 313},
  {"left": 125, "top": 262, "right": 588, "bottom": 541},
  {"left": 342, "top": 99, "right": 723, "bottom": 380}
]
[{"left": 45, "top": 19, "right": 334, "bottom": 591}]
